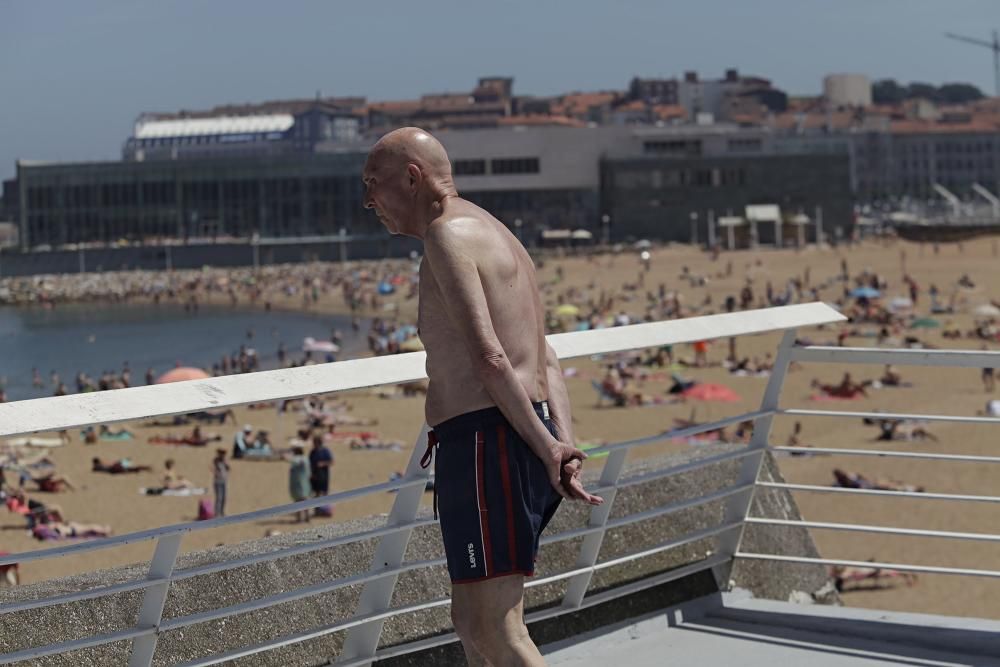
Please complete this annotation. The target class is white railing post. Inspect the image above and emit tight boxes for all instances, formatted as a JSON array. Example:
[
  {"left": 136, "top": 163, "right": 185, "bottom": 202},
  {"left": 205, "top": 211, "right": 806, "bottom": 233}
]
[
  {"left": 337, "top": 423, "right": 432, "bottom": 665},
  {"left": 712, "top": 329, "right": 797, "bottom": 587},
  {"left": 128, "top": 533, "right": 183, "bottom": 667},
  {"left": 560, "top": 448, "right": 629, "bottom": 609}
]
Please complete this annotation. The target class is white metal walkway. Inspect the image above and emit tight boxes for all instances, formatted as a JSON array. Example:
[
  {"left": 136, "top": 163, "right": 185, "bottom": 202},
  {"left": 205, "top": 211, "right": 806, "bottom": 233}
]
[{"left": 543, "top": 593, "right": 1000, "bottom": 667}]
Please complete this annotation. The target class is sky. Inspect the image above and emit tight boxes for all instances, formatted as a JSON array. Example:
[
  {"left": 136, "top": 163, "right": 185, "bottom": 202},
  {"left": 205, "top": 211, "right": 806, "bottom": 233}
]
[{"left": 2, "top": 0, "right": 999, "bottom": 181}]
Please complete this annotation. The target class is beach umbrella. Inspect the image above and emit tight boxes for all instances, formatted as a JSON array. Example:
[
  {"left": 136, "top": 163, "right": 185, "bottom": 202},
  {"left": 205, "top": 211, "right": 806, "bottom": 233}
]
[
  {"left": 909, "top": 317, "right": 940, "bottom": 329},
  {"left": 377, "top": 281, "right": 395, "bottom": 295},
  {"left": 888, "top": 297, "right": 913, "bottom": 313},
  {"left": 399, "top": 337, "right": 425, "bottom": 352},
  {"left": 555, "top": 303, "right": 581, "bottom": 317},
  {"left": 973, "top": 304, "right": 1000, "bottom": 317},
  {"left": 681, "top": 383, "right": 741, "bottom": 402},
  {"left": 156, "top": 367, "right": 210, "bottom": 384},
  {"left": 303, "top": 337, "right": 340, "bottom": 353},
  {"left": 850, "top": 287, "right": 880, "bottom": 299}
]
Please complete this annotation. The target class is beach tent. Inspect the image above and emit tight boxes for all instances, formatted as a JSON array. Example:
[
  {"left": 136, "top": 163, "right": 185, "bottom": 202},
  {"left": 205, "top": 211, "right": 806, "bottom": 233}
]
[
  {"left": 745, "top": 204, "right": 782, "bottom": 247},
  {"left": 156, "top": 367, "right": 210, "bottom": 384},
  {"left": 973, "top": 304, "right": 1000, "bottom": 317},
  {"left": 682, "top": 383, "right": 741, "bottom": 402},
  {"left": 716, "top": 216, "right": 746, "bottom": 250},
  {"left": 303, "top": 337, "right": 340, "bottom": 353}
]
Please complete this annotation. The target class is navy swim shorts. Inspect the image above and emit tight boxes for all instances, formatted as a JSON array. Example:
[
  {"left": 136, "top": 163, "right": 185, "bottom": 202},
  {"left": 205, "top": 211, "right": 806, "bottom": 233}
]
[{"left": 430, "top": 401, "right": 562, "bottom": 584}]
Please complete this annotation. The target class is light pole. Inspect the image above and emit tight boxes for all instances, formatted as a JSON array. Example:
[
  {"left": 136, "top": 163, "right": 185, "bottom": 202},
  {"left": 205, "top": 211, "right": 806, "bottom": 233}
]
[
  {"left": 514, "top": 218, "right": 523, "bottom": 243},
  {"left": 601, "top": 214, "right": 611, "bottom": 245},
  {"left": 251, "top": 232, "right": 260, "bottom": 271},
  {"left": 689, "top": 211, "right": 699, "bottom": 246}
]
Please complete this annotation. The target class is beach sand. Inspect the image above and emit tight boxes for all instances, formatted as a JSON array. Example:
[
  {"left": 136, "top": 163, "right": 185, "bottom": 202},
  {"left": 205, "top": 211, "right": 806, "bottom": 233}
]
[{"left": 4, "top": 238, "right": 1000, "bottom": 620}]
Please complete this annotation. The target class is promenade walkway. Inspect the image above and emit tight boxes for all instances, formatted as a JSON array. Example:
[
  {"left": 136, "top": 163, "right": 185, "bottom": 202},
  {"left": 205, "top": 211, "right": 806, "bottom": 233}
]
[{"left": 544, "top": 593, "right": 1000, "bottom": 667}]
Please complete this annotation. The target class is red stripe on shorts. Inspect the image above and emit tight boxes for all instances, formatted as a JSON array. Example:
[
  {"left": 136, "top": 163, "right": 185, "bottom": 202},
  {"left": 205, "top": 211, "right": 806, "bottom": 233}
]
[
  {"left": 476, "top": 431, "right": 494, "bottom": 576},
  {"left": 496, "top": 424, "right": 518, "bottom": 569}
]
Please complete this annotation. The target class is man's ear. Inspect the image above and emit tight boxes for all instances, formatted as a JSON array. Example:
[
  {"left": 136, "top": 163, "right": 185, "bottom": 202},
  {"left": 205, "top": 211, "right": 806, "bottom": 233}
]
[{"left": 407, "top": 163, "right": 421, "bottom": 193}]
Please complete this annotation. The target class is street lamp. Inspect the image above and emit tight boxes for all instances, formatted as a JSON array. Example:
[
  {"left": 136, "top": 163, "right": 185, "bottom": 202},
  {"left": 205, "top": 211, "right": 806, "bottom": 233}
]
[
  {"left": 689, "top": 211, "right": 699, "bottom": 246},
  {"left": 601, "top": 214, "right": 611, "bottom": 245},
  {"left": 514, "top": 218, "right": 523, "bottom": 243}
]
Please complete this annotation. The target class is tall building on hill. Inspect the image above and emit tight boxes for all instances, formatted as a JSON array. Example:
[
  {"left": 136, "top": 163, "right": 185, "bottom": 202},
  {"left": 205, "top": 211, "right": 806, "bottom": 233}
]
[{"left": 823, "top": 74, "right": 872, "bottom": 108}]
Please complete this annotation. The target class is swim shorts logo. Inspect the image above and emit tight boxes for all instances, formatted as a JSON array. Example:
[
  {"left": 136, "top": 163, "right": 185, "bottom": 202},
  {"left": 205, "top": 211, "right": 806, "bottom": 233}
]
[{"left": 467, "top": 542, "right": 477, "bottom": 569}]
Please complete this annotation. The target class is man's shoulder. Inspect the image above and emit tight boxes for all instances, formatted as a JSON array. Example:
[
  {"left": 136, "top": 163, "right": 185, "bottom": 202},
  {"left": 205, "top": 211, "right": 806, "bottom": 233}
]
[{"left": 425, "top": 204, "right": 496, "bottom": 248}]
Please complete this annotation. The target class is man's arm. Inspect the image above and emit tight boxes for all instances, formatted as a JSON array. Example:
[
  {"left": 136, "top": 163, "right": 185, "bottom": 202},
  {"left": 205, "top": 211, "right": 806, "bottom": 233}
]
[{"left": 544, "top": 342, "right": 574, "bottom": 445}]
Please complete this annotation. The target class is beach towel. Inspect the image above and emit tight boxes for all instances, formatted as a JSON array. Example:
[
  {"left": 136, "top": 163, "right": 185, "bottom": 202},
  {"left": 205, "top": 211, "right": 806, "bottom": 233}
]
[
  {"left": 31, "top": 525, "right": 104, "bottom": 541},
  {"left": 197, "top": 499, "right": 214, "bottom": 520},
  {"left": 139, "top": 487, "right": 207, "bottom": 496},
  {"left": 808, "top": 392, "right": 864, "bottom": 402},
  {"left": 100, "top": 432, "right": 134, "bottom": 441},
  {"left": 5, "top": 437, "right": 65, "bottom": 448}
]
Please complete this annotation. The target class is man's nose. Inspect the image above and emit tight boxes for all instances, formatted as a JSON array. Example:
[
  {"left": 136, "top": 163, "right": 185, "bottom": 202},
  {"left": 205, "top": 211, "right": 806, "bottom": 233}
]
[{"left": 363, "top": 188, "right": 374, "bottom": 209}]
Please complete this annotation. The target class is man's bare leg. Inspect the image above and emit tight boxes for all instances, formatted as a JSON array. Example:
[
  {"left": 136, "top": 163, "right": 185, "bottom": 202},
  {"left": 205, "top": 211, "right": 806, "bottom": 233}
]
[{"left": 451, "top": 575, "right": 544, "bottom": 666}]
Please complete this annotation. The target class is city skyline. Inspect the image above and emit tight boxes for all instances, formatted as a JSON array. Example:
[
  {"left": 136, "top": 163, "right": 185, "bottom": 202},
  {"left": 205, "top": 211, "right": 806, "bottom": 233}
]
[{"left": 2, "top": 0, "right": 999, "bottom": 181}]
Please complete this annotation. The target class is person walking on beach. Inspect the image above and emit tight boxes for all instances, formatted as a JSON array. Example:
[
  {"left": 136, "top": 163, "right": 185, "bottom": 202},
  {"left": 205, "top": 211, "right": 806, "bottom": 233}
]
[
  {"left": 212, "top": 449, "right": 229, "bottom": 517},
  {"left": 309, "top": 433, "right": 334, "bottom": 517},
  {"left": 287, "top": 446, "right": 311, "bottom": 523},
  {"left": 363, "top": 128, "right": 602, "bottom": 666}
]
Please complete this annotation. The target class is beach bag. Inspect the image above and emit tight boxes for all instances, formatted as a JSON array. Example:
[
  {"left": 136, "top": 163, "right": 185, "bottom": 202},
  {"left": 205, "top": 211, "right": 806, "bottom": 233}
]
[
  {"left": 197, "top": 499, "right": 215, "bottom": 521},
  {"left": 314, "top": 505, "right": 333, "bottom": 518}
]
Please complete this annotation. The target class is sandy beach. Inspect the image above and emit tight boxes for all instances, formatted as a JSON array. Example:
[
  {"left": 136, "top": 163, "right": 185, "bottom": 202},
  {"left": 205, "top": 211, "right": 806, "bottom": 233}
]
[{"left": 3, "top": 238, "right": 1000, "bottom": 620}]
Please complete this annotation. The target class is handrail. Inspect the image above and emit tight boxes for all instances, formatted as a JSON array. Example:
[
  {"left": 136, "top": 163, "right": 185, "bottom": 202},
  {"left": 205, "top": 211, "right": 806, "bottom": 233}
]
[{"left": 0, "top": 303, "right": 843, "bottom": 438}]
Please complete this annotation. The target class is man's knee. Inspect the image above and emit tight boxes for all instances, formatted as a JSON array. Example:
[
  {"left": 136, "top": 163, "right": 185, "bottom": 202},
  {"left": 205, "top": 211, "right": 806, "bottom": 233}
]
[{"left": 452, "top": 598, "right": 527, "bottom": 653}]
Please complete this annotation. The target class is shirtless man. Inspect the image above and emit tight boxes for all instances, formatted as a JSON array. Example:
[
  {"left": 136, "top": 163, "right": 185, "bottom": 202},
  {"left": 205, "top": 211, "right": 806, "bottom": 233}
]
[{"left": 364, "top": 128, "right": 602, "bottom": 666}]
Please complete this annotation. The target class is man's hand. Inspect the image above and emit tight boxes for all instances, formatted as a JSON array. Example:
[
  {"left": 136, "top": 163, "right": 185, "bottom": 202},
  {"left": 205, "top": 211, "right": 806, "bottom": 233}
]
[
  {"left": 542, "top": 442, "right": 604, "bottom": 505},
  {"left": 561, "top": 457, "right": 604, "bottom": 505}
]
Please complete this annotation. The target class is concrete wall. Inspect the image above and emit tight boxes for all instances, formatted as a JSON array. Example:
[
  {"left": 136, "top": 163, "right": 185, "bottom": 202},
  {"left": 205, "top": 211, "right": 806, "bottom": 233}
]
[
  {"left": 0, "top": 237, "right": 422, "bottom": 278},
  {"left": 0, "top": 446, "right": 834, "bottom": 666}
]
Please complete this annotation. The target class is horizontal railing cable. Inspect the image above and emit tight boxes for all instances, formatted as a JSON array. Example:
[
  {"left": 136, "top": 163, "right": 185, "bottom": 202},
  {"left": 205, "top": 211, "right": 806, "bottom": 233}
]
[
  {"left": 791, "top": 345, "right": 1000, "bottom": 368},
  {"left": 0, "top": 627, "right": 151, "bottom": 666},
  {"left": 734, "top": 553, "right": 1000, "bottom": 579},
  {"left": 541, "top": 484, "right": 753, "bottom": 546},
  {"left": 0, "top": 478, "right": 427, "bottom": 568},
  {"left": 584, "top": 409, "right": 771, "bottom": 458},
  {"left": 757, "top": 481, "right": 1000, "bottom": 503},
  {"left": 745, "top": 517, "right": 1000, "bottom": 543},
  {"left": 593, "top": 445, "right": 757, "bottom": 495},
  {"left": 779, "top": 408, "right": 1000, "bottom": 425},
  {"left": 770, "top": 446, "right": 1000, "bottom": 464}
]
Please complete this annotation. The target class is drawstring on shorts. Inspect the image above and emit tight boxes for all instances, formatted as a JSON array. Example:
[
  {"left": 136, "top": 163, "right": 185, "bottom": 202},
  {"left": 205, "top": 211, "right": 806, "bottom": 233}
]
[{"left": 420, "top": 431, "right": 439, "bottom": 518}]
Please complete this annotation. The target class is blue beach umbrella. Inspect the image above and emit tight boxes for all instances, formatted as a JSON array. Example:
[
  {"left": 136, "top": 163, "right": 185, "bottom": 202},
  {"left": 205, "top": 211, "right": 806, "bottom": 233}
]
[{"left": 850, "top": 286, "right": 880, "bottom": 299}]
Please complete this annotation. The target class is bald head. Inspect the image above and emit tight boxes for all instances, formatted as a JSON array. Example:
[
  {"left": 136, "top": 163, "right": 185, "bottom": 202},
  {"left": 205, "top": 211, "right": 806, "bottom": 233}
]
[{"left": 368, "top": 127, "right": 453, "bottom": 181}]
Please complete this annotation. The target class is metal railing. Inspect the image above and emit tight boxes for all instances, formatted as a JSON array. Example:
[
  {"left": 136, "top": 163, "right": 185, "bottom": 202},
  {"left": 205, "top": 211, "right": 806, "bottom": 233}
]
[
  {"left": 737, "top": 344, "right": 1000, "bottom": 581},
  {"left": 6, "top": 301, "right": 994, "bottom": 665}
]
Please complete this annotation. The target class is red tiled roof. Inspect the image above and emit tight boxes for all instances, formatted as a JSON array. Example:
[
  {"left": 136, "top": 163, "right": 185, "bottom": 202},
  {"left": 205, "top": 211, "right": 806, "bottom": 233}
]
[
  {"left": 496, "top": 114, "right": 586, "bottom": 127},
  {"left": 652, "top": 104, "right": 687, "bottom": 120},
  {"left": 615, "top": 100, "right": 648, "bottom": 112},
  {"left": 890, "top": 118, "right": 1000, "bottom": 134}
]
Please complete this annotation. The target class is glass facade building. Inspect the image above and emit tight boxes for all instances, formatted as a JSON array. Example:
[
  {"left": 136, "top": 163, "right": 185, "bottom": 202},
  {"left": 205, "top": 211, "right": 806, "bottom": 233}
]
[{"left": 16, "top": 153, "right": 374, "bottom": 250}]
